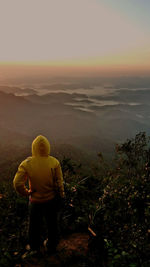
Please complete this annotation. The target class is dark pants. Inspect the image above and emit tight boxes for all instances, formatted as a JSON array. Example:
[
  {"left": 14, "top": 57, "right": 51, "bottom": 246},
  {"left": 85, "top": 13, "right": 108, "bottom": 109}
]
[{"left": 29, "top": 198, "right": 58, "bottom": 251}]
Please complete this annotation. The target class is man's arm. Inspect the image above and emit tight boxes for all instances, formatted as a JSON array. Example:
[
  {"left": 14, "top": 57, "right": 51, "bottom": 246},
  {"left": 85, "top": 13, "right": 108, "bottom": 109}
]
[
  {"left": 13, "top": 160, "right": 29, "bottom": 197},
  {"left": 55, "top": 162, "right": 65, "bottom": 198}
]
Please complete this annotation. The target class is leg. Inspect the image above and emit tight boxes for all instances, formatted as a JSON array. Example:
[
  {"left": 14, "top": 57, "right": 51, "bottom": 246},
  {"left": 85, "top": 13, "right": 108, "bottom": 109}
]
[
  {"left": 44, "top": 198, "right": 58, "bottom": 252},
  {"left": 28, "top": 202, "right": 43, "bottom": 250}
]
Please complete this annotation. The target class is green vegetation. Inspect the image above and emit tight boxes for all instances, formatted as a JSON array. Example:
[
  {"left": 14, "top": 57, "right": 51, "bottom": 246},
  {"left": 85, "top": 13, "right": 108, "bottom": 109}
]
[
  {"left": 89, "top": 132, "right": 150, "bottom": 266},
  {"left": 0, "top": 132, "right": 150, "bottom": 266}
]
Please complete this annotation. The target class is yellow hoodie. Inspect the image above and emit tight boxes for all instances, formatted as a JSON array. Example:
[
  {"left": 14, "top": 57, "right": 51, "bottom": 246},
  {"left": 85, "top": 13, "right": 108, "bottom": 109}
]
[{"left": 13, "top": 135, "right": 64, "bottom": 203}]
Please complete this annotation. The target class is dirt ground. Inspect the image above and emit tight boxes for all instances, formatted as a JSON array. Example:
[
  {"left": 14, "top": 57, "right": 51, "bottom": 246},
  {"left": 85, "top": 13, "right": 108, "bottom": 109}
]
[{"left": 16, "top": 232, "right": 89, "bottom": 267}]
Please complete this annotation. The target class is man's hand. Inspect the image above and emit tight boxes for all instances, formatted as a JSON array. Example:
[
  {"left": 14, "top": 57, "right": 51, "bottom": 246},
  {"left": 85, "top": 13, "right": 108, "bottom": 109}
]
[{"left": 28, "top": 189, "right": 35, "bottom": 196}]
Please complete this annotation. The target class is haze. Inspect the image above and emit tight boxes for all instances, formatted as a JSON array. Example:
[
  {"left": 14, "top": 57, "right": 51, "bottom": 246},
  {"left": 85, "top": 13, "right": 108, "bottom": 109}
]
[
  {"left": 0, "top": 0, "right": 150, "bottom": 159},
  {"left": 0, "top": 0, "right": 150, "bottom": 74}
]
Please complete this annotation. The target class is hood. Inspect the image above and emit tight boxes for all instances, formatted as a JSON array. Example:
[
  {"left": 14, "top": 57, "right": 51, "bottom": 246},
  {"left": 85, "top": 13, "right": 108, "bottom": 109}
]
[{"left": 32, "top": 135, "right": 50, "bottom": 157}]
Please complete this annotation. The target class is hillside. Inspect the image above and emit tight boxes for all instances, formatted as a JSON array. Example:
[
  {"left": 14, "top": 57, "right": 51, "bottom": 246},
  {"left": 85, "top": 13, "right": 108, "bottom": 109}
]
[
  {"left": 1, "top": 88, "right": 150, "bottom": 158},
  {"left": 0, "top": 91, "right": 112, "bottom": 156}
]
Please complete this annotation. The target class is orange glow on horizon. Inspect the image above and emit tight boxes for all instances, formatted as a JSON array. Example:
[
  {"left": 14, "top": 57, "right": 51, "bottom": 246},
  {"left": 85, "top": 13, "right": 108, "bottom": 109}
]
[{"left": 0, "top": 61, "right": 150, "bottom": 77}]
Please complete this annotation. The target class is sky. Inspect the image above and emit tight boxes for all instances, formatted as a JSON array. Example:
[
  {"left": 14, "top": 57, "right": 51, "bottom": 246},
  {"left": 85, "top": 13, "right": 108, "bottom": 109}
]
[{"left": 0, "top": 0, "right": 150, "bottom": 75}]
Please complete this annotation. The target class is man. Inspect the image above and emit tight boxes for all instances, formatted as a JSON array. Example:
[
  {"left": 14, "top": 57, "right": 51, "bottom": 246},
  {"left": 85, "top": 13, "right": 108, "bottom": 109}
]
[{"left": 13, "top": 135, "right": 65, "bottom": 255}]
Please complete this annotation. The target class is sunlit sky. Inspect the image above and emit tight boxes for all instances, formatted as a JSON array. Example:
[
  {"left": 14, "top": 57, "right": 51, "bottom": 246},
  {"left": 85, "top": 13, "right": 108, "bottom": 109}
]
[{"left": 0, "top": 0, "right": 150, "bottom": 73}]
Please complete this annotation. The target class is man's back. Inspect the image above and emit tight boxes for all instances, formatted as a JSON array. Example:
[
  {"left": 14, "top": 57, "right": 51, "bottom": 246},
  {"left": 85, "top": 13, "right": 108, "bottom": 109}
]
[
  {"left": 13, "top": 135, "right": 64, "bottom": 202},
  {"left": 13, "top": 135, "right": 65, "bottom": 254}
]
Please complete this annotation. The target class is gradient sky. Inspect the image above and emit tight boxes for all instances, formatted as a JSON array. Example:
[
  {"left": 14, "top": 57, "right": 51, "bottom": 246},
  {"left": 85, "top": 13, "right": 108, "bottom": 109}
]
[{"left": 0, "top": 0, "right": 150, "bottom": 72}]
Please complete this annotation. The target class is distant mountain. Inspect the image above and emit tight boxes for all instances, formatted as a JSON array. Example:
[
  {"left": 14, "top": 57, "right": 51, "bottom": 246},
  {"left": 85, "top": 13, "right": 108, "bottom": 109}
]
[
  {"left": 100, "top": 118, "right": 150, "bottom": 141},
  {"left": 0, "top": 86, "right": 36, "bottom": 95},
  {"left": 0, "top": 91, "right": 98, "bottom": 144},
  {"left": 0, "top": 89, "right": 150, "bottom": 157},
  {"left": 60, "top": 135, "right": 115, "bottom": 158},
  {"left": 24, "top": 92, "right": 88, "bottom": 104}
]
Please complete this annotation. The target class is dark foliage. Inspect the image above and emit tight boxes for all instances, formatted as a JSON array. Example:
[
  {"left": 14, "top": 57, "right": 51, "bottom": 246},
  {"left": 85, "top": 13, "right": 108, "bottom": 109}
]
[
  {"left": 89, "top": 132, "right": 150, "bottom": 266},
  {"left": 0, "top": 132, "right": 150, "bottom": 266}
]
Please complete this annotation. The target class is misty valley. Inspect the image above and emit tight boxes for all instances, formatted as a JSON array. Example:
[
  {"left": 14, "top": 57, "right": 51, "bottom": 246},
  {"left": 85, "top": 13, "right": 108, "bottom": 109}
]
[
  {"left": 0, "top": 77, "right": 150, "bottom": 266},
  {"left": 1, "top": 76, "right": 150, "bottom": 159}
]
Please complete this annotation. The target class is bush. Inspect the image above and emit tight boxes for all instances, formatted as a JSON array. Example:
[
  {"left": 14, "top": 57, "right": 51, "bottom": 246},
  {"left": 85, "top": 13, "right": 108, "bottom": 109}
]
[{"left": 89, "top": 133, "right": 150, "bottom": 266}]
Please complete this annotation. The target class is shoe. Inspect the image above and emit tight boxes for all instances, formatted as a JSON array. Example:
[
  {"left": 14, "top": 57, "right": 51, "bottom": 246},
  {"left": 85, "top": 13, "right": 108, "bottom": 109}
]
[
  {"left": 43, "top": 239, "right": 57, "bottom": 255},
  {"left": 43, "top": 238, "right": 48, "bottom": 252},
  {"left": 21, "top": 249, "right": 39, "bottom": 259}
]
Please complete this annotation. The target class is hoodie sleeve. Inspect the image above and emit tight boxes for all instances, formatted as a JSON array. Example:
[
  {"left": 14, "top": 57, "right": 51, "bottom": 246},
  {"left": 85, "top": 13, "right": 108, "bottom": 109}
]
[
  {"left": 13, "top": 160, "right": 29, "bottom": 197},
  {"left": 55, "top": 161, "right": 65, "bottom": 198}
]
